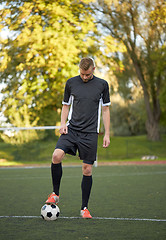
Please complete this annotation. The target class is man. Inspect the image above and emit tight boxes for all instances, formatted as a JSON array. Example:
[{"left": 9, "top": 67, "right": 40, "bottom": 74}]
[{"left": 45, "top": 57, "right": 110, "bottom": 218}]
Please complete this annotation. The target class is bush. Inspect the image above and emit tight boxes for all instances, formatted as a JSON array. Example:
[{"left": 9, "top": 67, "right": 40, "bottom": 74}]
[{"left": 110, "top": 99, "right": 146, "bottom": 136}]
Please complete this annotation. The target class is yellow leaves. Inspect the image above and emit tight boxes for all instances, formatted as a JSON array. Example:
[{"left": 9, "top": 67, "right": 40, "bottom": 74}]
[
  {"left": 37, "top": 56, "right": 45, "bottom": 66},
  {"left": 103, "top": 35, "right": 126, "bottom": 54},
  {"left": 99, "top": 0, "right": 118, "bottom": 7},
  {"left": 32, "top": 55, "right": 46, "bottom": 68},
  {"left": 55, "top": 122, "right": 61, "bottom": 137},
  {"left": 150, "top": 1, "right": 166, "bottom": 24},
  {"left": 102, "top": 0, "right": 132, "bottom": 13},
  {"left": 0, "top": 37, "right": 8, "bottom": 45},
  {"left": 29, "top": 77, "right": 47, "bottom": 95},
  {"left": 19, "top": 2, "right": 34, "bottom": 15},
  {"left": 0, "top": 8, "right": 11, "bottom": 30},
  {"left": 17, "top": 27, "right": 31, "bottom": 44},
  {"left": 37, "top": 2, "right": 46, "bottom": 11},
  {"left": 81, "top": 0, "right": 95, "bottom": 2},
  {"left": 1, "top": 0, "right": 95, "bottom": 77},
  {"left": 0, "top": 24, "right": 4, "bottom": 32},
  {"left": 5, "top": 18, "right": 11, "bottom": 25},
  {"left": 26, "top": 52, "right": 34, "bottom": 62},
  {"left": 16, "top": 63, "right": 24, "bottom": 71},
  {"left": 1, "top": 8, "right": 11, "bottom": 18},
  {"left": 0, "top": 51, "right": 11, "bottom": 72},
  {"left": 47, "top": 2, "right": 72, "bottom": 22},
  {"left": 0, "top": 0, "right": 97, "bottom": 130}
]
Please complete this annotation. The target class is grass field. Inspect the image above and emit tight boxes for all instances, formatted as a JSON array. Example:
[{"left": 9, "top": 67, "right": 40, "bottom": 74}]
[
  {"left": 0, "top": 165, "right": 166, "bottom": 240},
  {"left": 0, "top": 134, "right": 166, "bottom": 166}
]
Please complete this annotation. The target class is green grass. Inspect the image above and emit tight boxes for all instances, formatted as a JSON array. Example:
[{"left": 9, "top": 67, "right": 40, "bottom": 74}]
[
  {"left": 0, "top": 165, "right": 166, "bottom": 240},
  {"left": 0, "top": 135, "right": 166, "bottom": 166},
  {"left": 98, "top": 135, "right": 166, "bottom": 160}
]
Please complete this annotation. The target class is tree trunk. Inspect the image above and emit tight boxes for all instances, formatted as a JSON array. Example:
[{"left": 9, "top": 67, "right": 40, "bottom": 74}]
[
  {"left": 130, "top": 54, "right": 161, "bottom": 141},
  {"left": 146, "top": 118, "right": 160, "bottom": 141}
]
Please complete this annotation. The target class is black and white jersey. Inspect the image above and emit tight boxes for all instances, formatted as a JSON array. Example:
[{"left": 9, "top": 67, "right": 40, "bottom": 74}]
[{"left": 62, "top": 75, "right": 111, "bottom": 133}]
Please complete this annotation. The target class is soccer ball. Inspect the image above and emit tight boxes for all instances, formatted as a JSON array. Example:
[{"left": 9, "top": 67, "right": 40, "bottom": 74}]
[{"left": 41, "top": 204, "right": 60, "bottom": 221}]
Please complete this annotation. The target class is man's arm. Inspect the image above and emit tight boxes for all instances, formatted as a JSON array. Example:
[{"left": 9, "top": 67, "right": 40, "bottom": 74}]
[
  {"left": 59, "top": 104, "right": 70, "bottom": 134},
  {"left": 102, "top": 106, "right": 110, "bottom": 148}
]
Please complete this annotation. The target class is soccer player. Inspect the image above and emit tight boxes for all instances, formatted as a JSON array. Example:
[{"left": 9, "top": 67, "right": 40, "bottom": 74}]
[{"left": 45, "top": 57, "right": 111, "bottom": 218}]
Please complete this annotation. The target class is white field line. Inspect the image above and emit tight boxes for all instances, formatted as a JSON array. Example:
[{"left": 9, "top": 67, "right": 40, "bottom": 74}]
[
  {"left": 0, "top": 171, "right": 166, "bottom": 180},
  {"left": 0, "top": 164, "right": 166, "bottom": 170},
  {"left": 0, "top": 215, "right": 166, "bottom": 222}
]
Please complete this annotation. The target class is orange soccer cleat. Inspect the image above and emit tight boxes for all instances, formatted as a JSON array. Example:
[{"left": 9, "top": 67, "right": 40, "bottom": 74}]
[
  {"left": 80, "top": 207, "right": 92, "bottom": 219},
  {"left": 45, "top": 192, "right": 59, "bottom": 205}
]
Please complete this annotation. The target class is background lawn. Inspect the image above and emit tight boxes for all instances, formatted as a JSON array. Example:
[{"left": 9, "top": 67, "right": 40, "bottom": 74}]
[{"left": 0, "top": 134, "right": 166, "bottom": 166}]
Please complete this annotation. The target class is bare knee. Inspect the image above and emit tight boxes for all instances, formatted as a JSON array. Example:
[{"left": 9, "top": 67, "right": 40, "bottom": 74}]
[
  {"left": 82, "top": 163, "right": 92, "bottom": 176},
  {"left": 52, "top": 149, "right": 65, "bottom": 164}
]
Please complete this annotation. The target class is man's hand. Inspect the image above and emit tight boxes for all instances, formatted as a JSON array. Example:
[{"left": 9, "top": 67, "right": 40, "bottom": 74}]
[
  {"left": 103, "top": 135, "right": 110, "bottom": 148},
  {"left": 59, "top": 124, "right": 68, "bottom": 135},
  {"left": 102, "top": 105, "right": 110, "bottom": 148}
]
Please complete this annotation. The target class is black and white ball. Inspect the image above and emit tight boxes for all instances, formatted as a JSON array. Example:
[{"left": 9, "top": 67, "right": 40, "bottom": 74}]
[{"left": 41, "top": 204, "right": 60, "bottom": 221}]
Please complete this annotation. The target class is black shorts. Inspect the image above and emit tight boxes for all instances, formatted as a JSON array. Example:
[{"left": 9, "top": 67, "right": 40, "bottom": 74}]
[{"left": 55, "top": 128, "right": 98, "bottom": 165}]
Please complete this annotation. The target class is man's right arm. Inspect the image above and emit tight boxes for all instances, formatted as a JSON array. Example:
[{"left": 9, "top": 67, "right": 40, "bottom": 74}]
[{"left": 59, "top": 104, "right": 70, "bottom": 135}]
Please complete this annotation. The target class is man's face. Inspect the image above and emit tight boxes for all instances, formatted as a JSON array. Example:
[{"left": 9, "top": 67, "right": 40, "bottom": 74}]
[{"left": 80, "top": 66, "right": 95, "bottom": 82}]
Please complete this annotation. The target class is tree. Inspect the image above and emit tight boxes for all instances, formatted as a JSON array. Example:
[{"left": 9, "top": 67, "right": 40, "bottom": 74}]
[
  {"left": 0, "top": 0, "right": 97, "bottom": 133},
  {"left": 93, "top": 0, "right": 166, "bottom": 141}
]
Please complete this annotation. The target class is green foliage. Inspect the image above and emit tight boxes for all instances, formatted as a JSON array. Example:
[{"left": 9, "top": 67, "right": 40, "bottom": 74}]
[
  {"left": 0, "top": 0, "right": 97, "bottom": 138},
  {"left": 0, "top": 103, "right": 41, "bottom": 144},
  {"left": 1, "top": 0, "right": 166, "bottom": 143},
  {"left": 93, "top": 0, "right": 166, "bottom": 140},
  {"left": 110, "top": 98, "right": 146, "bottom": 136}
]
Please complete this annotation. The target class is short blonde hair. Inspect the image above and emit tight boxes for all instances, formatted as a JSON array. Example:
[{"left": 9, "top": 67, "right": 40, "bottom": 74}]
[{"left": 79, "top": 57, "right": 95, "bottom": 70}]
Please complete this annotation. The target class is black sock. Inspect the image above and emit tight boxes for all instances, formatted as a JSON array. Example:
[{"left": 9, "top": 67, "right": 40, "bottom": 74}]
[
  {"left": 81, "top": 175, "right": 92, "bottom": 210},
  {"left": 51, "top": 162, "right": 62, "bottom": 196}
]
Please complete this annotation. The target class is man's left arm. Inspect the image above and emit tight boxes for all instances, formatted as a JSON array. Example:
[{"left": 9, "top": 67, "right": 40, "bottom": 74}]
[{"left": 102, "top": 106, "right": 110, "bottom": 148}]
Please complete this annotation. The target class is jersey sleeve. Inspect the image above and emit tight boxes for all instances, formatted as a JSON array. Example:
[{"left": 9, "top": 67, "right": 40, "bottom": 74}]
[
  {"left": 62, "top": 80, "right": 72, "bottom": 105},
  {"left": 102, "top": 81, "right": 111, "bottom": 106}
]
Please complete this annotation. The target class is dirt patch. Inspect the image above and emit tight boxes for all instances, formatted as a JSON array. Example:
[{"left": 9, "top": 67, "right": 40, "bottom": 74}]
[{"left": 0, "top": 160, "right": 166, "bottom": 168}]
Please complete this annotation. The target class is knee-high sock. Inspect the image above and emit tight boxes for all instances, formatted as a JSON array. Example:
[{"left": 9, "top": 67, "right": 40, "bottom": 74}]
[
  {"left": 81, "top": 175, "right": 92, "bottom": 210},
  {"left": 51, "top": 162, "right": 62, "bottom": 196}
]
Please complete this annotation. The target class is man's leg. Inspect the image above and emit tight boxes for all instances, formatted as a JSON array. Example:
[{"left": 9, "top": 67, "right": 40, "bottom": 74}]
[
  {"left": 51, "top": 149, "right": 65, "bottom": 195},
  {"left": 81, "top": 163, "right": 93, "bottom": 218},
  {"left": 46, "top": 149, "right": 65, "bottom": 204}
]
